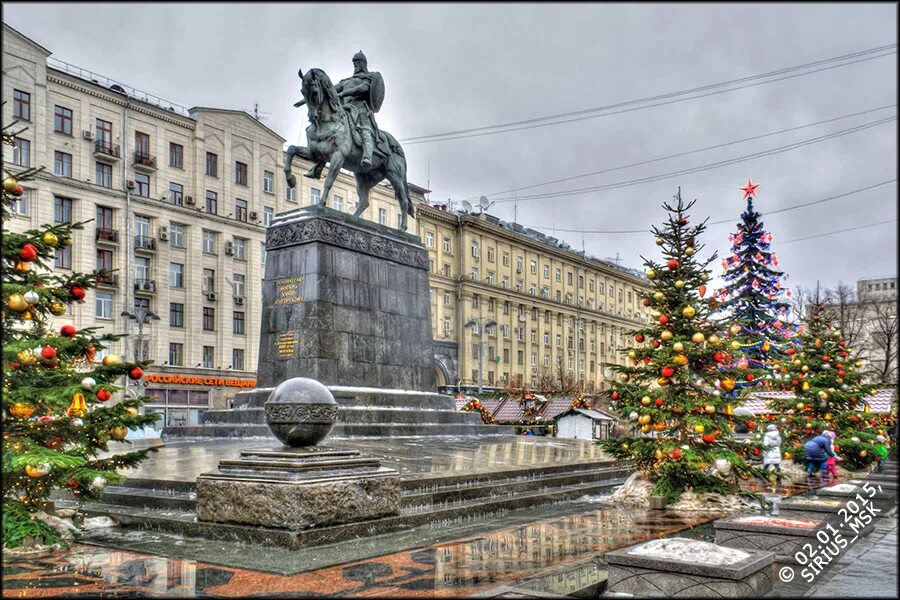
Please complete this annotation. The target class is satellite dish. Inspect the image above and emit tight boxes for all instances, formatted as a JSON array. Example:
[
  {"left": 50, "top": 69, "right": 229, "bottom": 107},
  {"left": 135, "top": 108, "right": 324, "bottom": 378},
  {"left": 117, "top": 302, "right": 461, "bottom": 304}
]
[
  {"left": 479, "top": 196, "right": 490, "bottom": 209},
  {"left": 461, "top": 200, "right": 473, "bottom": 213}
]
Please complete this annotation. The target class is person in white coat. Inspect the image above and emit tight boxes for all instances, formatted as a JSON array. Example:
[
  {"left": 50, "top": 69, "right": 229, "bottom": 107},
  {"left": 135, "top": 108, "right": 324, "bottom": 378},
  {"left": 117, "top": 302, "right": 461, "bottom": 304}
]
[{"left": 762, "top": 423, "right": 782, "bottom": 473}]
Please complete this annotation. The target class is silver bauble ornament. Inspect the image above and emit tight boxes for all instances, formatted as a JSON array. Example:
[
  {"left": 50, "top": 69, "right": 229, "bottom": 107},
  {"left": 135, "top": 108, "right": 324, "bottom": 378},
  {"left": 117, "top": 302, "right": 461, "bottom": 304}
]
[
  {"left": 81, "top": 377, "right": 97, "bottom": 391},
  {"left": 89, "top": 476, "right": 107, "bottom": 492},
  {"left": 23, "top": 290, "right": 40, "bottom": 304},
  {"left": 71, "top": 418, "right": 83, "bottom": 427}
]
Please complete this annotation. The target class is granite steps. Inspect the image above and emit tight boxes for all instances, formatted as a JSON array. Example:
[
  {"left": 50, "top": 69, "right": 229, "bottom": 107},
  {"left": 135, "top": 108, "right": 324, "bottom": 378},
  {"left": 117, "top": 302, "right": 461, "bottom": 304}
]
[{"left": 58, "top": 461, "right": 631, "bottom": 550}]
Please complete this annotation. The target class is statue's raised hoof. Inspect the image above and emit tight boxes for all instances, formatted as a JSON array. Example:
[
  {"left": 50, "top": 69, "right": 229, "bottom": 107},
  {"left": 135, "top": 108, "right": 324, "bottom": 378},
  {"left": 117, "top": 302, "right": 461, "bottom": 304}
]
[{"left": 286, "top": 174, "right": 297, "bottom": 188}]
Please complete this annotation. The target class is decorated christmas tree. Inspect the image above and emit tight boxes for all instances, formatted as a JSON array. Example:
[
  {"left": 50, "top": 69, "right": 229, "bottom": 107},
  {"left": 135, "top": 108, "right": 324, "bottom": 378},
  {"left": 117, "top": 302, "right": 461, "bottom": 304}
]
[
  {"left": 752, "top": 294, "right": 890, "bottom": 470},
  {"left": 2, "top": 120, "right": 158, "bottom": 550},
  {"left": 601, "top": 188, "right": 760, "bottom": 503},
  {"left": 716, "top": 180, "right": 796, "bottom": 396}
]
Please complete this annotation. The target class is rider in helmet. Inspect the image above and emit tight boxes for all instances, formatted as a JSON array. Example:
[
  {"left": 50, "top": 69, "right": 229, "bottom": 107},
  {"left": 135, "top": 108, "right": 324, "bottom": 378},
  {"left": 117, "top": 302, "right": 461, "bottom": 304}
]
[{"left": 335, "top": 51, "right": 379, "bottom": 169}]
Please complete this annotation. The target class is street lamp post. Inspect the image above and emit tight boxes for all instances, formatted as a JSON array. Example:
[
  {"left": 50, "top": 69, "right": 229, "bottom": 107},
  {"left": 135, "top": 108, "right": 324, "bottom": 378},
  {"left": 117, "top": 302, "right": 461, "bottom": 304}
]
[
  {"left": 464, "top": 317, "right": 497, "bottom": 394},
  {"left": 121, "top": 307, "right": 160, "bottom": 401}
]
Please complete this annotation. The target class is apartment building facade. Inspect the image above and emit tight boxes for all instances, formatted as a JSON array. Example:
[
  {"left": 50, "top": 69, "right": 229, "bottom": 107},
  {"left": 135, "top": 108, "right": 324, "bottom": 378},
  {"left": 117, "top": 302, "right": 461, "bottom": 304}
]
[{"left": 419, "top": 203, "right": 653, "bottom": 393}]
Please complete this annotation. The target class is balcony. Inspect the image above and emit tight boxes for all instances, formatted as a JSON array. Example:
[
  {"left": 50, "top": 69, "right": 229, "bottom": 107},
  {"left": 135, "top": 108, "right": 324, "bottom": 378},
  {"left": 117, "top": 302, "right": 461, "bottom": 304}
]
[
  {"left": 134, "top": 235, "right": 157, "bottom": 252},
  {"left": 94, "top": 140, "right": 121, "bottom": 161},
  {"left": 133, "top": 152, "right": 157, "bottom": 171},
  {"left": 96, "top": 228, "right": 119, "bottom": 245},
  {"left": 134, "top": 279, "right": 156, "bottom": 294},
  {"left": 96, "top": 273, "right": 119, "bottom": 288}
]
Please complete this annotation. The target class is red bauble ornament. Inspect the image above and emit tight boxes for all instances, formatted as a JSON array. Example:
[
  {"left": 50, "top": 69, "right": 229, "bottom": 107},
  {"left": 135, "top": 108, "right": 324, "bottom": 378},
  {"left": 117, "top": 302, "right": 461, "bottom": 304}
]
[
  {"left": 19, "top": 243, "right": 38, "bottom": 262},
  {"left": 651, "top": 340, "right": 661, "bottom": 349},
  {"left": 838, "top": 370, "right": 846, "bottom": 378},
  {"left": 786, "top": 348, "right": 795, "bottom": 355},
  {"left": 60, "top": 324, "right": 77, "bottom": 338},
  {"left": 65, "top": 479, "right": 79, "bottom": 489},
  {"left": 71, "top": 286, "right": 87, "bottom": 301},
  {"left": 746, "top": 421, "right": 756, "bottom": 430},
  {"left": 838, "top": 341, "right": 846, "bottom": 347},
  {"left": 611, "top": 392, "right": 620, "bottom": 400},
  {"left": 840, "top": 351, "right": 848, "bottom": 357},
  {"left": 792, "top": 379, "right": 799, "bottom": 386},
  {"left": 655, "top": 398, "right": 664, "bottom": 407},
  {"left": 642, "top": 298, "right": 650, "bottom": 306},
  {"left": 96, "top": 389, "right": 112, "bottom": 401},
  {"left": 41, "top": 345, "right": 57, "bottom": 359},
  {"left": 678, "top": 217, "right": 688, "bottom": 226},
  {"left": 702, "top": 434, "right": 716, "bottom": 444},
  {"left": 672, "top": 449, "right": 682, "bottom": 459},
  {"left": 635, "top": 334, "right": 645, "bottom": 343},
  {"left": 659, "top": 315, "right": 669, "bottom": 325},
  {"left": 752, "top": 448, "right": 761, "bottom": 456},
  {"left": 713, "top": 352, "right": 724, "bottom": 363},
  {"left": 661, "top": 366, "right": 675, "bottom": 378},
  {"left": 15, "top": 185, "right": 24, "bottom": 196},
  {"left": 667, "top": 259, "right": 679, "bottom": 270},
  {"left": 822, "top": 355, "right": 830, "bottom": 362},
  {"left": 128, "top": 367, "right": 144, "bottom": 380},
  {"left": 745, "top": 373, "right": 754, "bottom": 382}
]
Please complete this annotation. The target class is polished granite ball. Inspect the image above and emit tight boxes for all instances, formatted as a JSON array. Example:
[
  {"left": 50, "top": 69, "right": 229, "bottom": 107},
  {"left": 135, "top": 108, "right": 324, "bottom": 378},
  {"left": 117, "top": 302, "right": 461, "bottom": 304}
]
[{"left": 264, "top": 378, "right": 338, "bottom": 447}]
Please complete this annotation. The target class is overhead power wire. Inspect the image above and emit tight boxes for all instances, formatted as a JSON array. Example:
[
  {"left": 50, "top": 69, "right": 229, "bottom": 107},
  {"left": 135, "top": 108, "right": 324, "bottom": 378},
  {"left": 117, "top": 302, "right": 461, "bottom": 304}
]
[
  {"left": 519, "top": 179, "right": 896, "bottom": 234},
  {"left": 459, "top": 104, "right": 895, "bottom": 203},
  {"left": 400, "top": 45, "right": 896, "bottom": 144},
  {"left": 778, "top": 219, "right": 897, "bottom": 245},
  {"left": 489, "top": 115, "right": 896, "bottom": 203}
]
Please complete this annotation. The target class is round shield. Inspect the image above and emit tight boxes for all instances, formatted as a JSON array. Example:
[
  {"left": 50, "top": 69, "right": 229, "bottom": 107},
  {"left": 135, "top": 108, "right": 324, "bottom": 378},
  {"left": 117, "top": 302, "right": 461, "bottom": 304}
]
[{"left": 369, "top": 71, "right": 385, "bottom": 113}]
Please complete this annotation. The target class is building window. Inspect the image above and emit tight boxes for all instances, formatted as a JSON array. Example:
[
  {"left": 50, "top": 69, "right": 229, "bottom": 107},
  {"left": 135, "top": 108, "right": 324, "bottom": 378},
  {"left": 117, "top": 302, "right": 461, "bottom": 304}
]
[
  {"left": 170, "top": 223, "right": 185, "bottom": 248},
  {"left": 471, "top": 267, "right": 479, "bottom": 280},
  {"left": 263, "top": 170, "right": 275, "bottom": 194},
  {"left": 202, "top": 230, "right": 217, "bottom": 254},
  {"left": 134, "top": 131, "right": 150, "bottom": 158},
  {"left": 530, "top": 260, "right": 537, "bottom": 275},
  {"left": 202, "top": 346, "right": 215, "bottom": 369},
  {"left": 311, "top": 187, "right": 321, "bottom": 204},
  {"left": 235, "top": 161, "right": 248, "bottom": 186},
  {"left": 234, "top": 197, "right": 248, "bottom": 222},
  {"left": 95, "top": 292, "right": 112, "bottom": 319},
  {"left": 206, "top": 152, "right": 217, "bottom": 177},
  {"left": 134, "top": 256, "right": 150, "bottom": 283},
  {"left": 471, "top": 241, "right": 479, "bottom": 257},
  {"left": 54, "top": 196, "right": 73, "bottom": 224},
  {"left": 502, "top": 252, "right": 509, "bottom": 267},
  {"left": 54, "top": 151, "right": 73, "bottom": 177},
  {"left": 13, "top": 89, "right": 31, "bottom": 121},
  {"left": 12, "top": 137, "right": 30, "bottom": 167},
  {"left": 444, "top": 292, "right": 452, "bottom": 305},
  {"left": 442, "top": 264, "right": 451, "bottom": 277},
  {"left": 204, "top": 190, "right": 217, "bottom": 215},
  {"left": 10, "top": 189, "right": 29, "bottom": 215},
  {"left": 472, "top": 294, "right": 479, "bottom": 309},
  {"left": 487, "top": 247, "right": 495, "bottom": 262},
  {"left": 202, "top": 307, "right": 215, "bottom": 331},
  {"left": 261, "top": 242, "right": 267, "bottom": 266},
  {"left": 233, "top": 311, "right": 245, "bottom": 334},
  {"left": 96, "top": 162, "right": 112, "bottom": 188},
  {"left": 233, "top": 237, "right": 246, "bottom": 260},
  {"left": 330, "top": 193, "right": 344, "bottom": 212},
  {"left": 95, "top": 206, "right": 113, "bottom": 232},
  {"left": 134, "top": 173, "right": 150, "bottom": 197},
  {"left": 169, "top": 303, "right": 184, "bottom": 327},
  {"left": 168, "top": 343, "right": 184, "bottom": 366},
  {"left": 169, "top": 182, "right": 183, "bottom": 205},
  {"left": 425, "top": 231, "right": 434, "bottom": 247},
  {"left": 170, "top": 263, "right": 184, "bottom": 288},
  {"left": 232, "top": 273, "right": 245, "bottom": 297},
  {"left": 378, "top": 208, "right": 387, "bottom": 225},
  {"left": 91, "top": 120, "right": 112, "bottom": 152},
  {"left": 54, "top": 105, "right": 73, "bottom": 135},
  {"left": 202, "top": 268, "right": 215, "bottom": 293},
  {"left": 169, "top": 142, "right": 183, "bottom": 168},
  {"left": 134, "top": 215, "right": 150, "bottom": 247},
  {"left": 96, "top": 248, "right": 113, "bottom": 272},
  {"left": 232, "top": 348, "right": 245, "bottom": 371},
  {"left": 264, "top": 206, "right": 274, "bottom": 228},
  {"left": 516, "top": 256, "right": 523, "bottom": 273},
  {"left": 286, "top": 185, "right": 296, "bottom": 202},
  {"left": 442, "top": 237, "right": 452, "bottom": 253}
]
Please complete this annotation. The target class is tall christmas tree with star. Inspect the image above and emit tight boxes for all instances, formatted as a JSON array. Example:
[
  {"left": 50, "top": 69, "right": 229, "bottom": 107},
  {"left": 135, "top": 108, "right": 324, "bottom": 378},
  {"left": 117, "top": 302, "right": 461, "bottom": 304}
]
[
  {"left": 601, "top": 188, "right": 761, "bottom": 503},
  {"left": 2, "top": 119, "right": 158, "bottom": 551},
  {"left": 716, "top": 180, "right": 796, "bottom": 396},
  {"left": 754, "top": 296, "right": 890, "bottom": 470}
]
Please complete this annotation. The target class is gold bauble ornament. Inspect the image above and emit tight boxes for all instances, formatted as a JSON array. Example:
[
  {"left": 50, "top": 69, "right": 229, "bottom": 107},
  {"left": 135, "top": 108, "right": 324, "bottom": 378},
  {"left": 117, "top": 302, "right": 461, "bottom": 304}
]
[
  {"left": 818, "top": 391, "right": 828, "bottom": 400},
  {"left": 672, "top": 354, "right": 688, "bottom": 365},
  {"left": 7, "top": 293, "right": 27, "bottom": 312},
  {"left": 15, "top": 261, "right": 29, "bottom": 273},
  {"left": 650, "top": 309, "right": 661, "bottom": 319},
  {"left": 3, "top": 176, "right": 19, "bottom": 193},
  {"left": 653, "top": 422, "right": 666, "bottom": 432},
  {"left": 653, "top": 291, "right": 665, "bottom": 301},
  {"left": 832, "top": 330, "right": 842, "bottom": 338},
  {"left": 50, "top": 301, "right": 67, "bottom": 316},
  {"left": 721, "top": 378, "right": 735, "bottom": 391},
  {"left": 682, "top": 306, "right": 696, "bottom": 318},
  {"left": 675, "top": 280, "right": 685, "bottom": 289},
  {"left": 655, "top": 449, "right": 664, "bottom": 459},
  {"left": 860, "top": 450, "right": 868, "bottom": 458},
  {"left": 639, "top": 414, "right": 651, "bottom": 425},
  {"left": 855, "top": 360, "right": 863, "bottom": 367},
  {"left": 641, "top": 424, "right": 652, "bottom": 434},
  {"left": 660, "top": 330, "right": 673, "bottom": 341},
  {"left": 731, "top": 341, "right": 741, "bottom": 350},
  {"left": 10, "top": 403, "right": 35, "bottom": 419},
  {"left": 673, "top": 342, "right": 685, "bottom": 353},
  {"left": 102, "top": 354, "right": 121, "bottom": 367},
  {"left": 796, "top": 402, "right": 805, "bottom": 410},
  {"left": 730, "top": 324, "right": 740, "bottom": 335},
  {"left": 641, "top": 396, "right": 651, "bottom": 406},
  {"left": 694, "top": 424, "right": 705, "bottom": 433},
  {"left": 704, "top": 404, "right": 716, "bottom": 414},
  {"left": 801, "top": 365, "right": 809, "bottom": 373},
  {"left": 802, "top": 381, "right": 810, "bottom": 392},
  {"left": 42, "top": 232, "right": 59, "bottom": 247},
  {"left": 707, "top": 334, "right": 720, "bottom": 345},
  {"left": 784, "top": 451, "right": 793, "bottom": 460},
  {"left": 628, "top": 351, "right": 637, "bottom": 359},
  {"left": 109, "top": 426, "right": 129, "bottom": 441},
  {"left": 17, "top": 350, "right": 37, "bottom": 366},
  {"left": 25, "top": 464, "right": 51, "bottom": 478},
  {"left": 21, "top": 311, "right": 32, "bottom": 320},
  {"left": 685, "top": 246, "right": 695, "bottom": 256},
  {"left": 691, "top": 332, "right": 705, "bottom": 344},
  {"left": 655, "top": 237, "right": 664, "bottom": 246},
  {"left": 125, "top": 406, "right": 139, "bottom": 418},
  {"left": 646, "top": 269, "right": 656, "bottom": 279},
  {"left": 657, "top": 377, "right": 670, "bottom": 386}
]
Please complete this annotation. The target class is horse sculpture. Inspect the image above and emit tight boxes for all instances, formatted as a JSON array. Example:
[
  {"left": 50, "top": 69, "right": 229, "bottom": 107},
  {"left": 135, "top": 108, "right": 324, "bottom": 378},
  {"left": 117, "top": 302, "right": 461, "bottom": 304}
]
[{"left": 283, "top": 68, "right": 415, "bottom": 231}]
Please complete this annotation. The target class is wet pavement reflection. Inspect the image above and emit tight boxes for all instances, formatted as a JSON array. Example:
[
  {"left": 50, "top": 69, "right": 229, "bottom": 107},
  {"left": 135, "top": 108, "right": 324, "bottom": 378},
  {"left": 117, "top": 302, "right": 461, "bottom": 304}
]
[{"left": 2, "top": 505, "right": 722, "bottom": 598}]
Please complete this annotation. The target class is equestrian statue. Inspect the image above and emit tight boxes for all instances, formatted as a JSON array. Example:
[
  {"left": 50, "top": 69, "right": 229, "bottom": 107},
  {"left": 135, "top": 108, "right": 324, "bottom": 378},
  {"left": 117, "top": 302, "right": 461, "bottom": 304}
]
[{"left": 284, "top": 51, "right": 416, "bottom": 231}]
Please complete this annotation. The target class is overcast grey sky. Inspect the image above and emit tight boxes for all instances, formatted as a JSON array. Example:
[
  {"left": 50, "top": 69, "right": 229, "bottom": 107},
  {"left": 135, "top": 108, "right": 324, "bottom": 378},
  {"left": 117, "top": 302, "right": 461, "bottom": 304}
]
[{"left": 4, "top": 3, "right": 897, "bottom": 293}]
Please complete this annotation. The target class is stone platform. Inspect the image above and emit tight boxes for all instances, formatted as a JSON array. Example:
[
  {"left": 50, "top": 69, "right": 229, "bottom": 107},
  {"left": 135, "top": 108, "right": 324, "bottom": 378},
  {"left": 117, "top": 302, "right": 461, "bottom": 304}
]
[{"left": 163, "top": 385, "right": 514, "bottom": 439}]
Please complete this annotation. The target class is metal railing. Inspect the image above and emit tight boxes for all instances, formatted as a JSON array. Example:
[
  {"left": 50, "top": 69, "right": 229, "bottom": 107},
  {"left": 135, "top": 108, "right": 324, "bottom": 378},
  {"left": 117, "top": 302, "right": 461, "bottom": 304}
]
[
  {"left": 134, "top": 235, "right": 156, "bottom": 250},
  {"left": 94, "top": 140, "right": 120, "bottom": 158},
  {"left": 96, "top": 228, "right": 119, "bottom": 242}
]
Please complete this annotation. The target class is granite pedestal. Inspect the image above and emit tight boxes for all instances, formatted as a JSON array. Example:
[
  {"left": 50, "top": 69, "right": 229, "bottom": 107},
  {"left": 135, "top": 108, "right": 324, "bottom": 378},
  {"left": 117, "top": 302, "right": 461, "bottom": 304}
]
[
  {"left": 604, "top": 537, "right": 775, "bottom": 597},
  {"left": 817, "top": 482, "right": 896, "bottom": 513},
  {"left": 196, "top": 446, "right": 400, "bottom": 530}
]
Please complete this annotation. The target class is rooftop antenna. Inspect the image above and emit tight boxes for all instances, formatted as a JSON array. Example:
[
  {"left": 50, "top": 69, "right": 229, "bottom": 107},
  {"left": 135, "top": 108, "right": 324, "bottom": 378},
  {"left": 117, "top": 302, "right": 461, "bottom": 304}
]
[
  {"left": 477, "top": 195, "right": 494, "bottom": 215},
  {"left": 461, "top": 200, "right": 473, "bottom": 213},
  {"left": 427, "top": 155, "right": 431, "bottom": 192},
  {"left": 252, "top": 102, "right": 271, "bottom": 122}
]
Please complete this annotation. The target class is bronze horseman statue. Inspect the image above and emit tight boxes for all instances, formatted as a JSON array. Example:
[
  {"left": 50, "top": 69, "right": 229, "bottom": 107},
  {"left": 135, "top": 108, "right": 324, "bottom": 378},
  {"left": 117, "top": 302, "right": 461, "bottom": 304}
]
[{"left": 284, "top": 51, "right": 416, "bottom": 231}]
